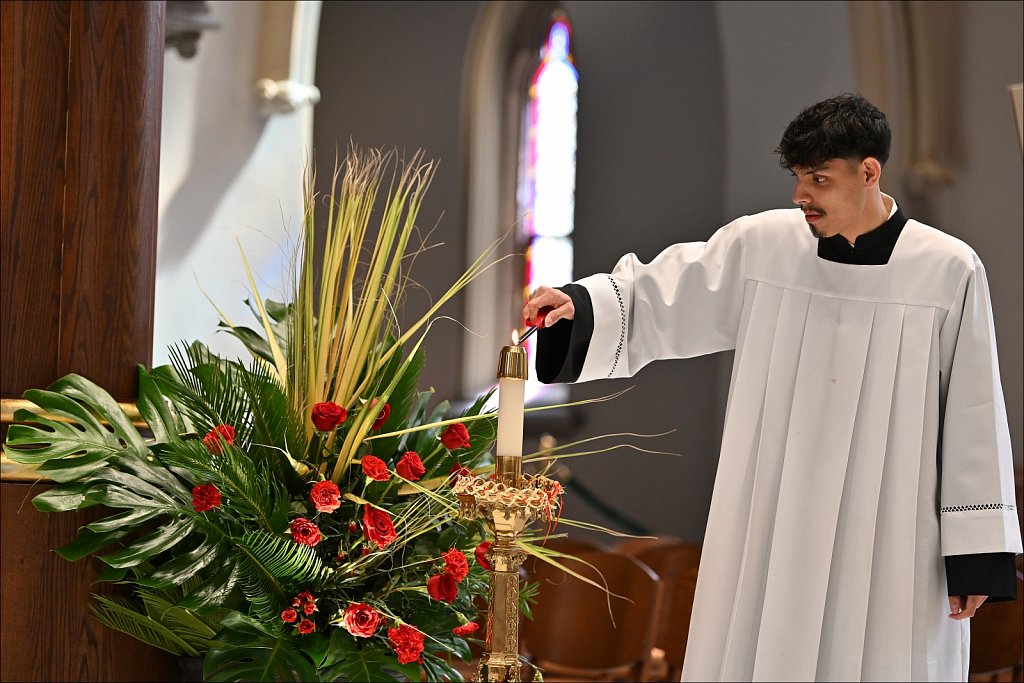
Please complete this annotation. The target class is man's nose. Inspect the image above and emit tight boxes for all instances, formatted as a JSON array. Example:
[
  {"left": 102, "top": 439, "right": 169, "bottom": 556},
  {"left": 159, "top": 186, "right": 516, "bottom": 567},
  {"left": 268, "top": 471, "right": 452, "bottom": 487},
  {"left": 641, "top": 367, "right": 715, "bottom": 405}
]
[{"left": 792, "top": 185, "right": 810, "bottom": 206}]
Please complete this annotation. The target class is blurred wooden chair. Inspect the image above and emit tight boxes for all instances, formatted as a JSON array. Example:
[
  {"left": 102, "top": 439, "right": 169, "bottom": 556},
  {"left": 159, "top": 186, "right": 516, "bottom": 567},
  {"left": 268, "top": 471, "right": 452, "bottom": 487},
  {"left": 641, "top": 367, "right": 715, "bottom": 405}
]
[
  {"left": 615, "top": 538, "right": 702, "bottom": 682},
  {"left": 520, "top": 549, "right": 666, "bottom": 682},
  {"left": 612, "top": 534, "right": 683, "bottom": 557},
  {"left": 522, "top": 535, "right": 609, "bottom": 578}
]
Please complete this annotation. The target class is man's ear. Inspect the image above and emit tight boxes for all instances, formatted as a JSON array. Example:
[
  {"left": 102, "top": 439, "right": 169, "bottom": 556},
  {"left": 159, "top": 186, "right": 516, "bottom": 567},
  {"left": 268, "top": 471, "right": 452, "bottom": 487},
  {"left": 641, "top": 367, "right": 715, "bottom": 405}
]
[{"left": 862, "top": 157, "right": 882, "bottom": 188}]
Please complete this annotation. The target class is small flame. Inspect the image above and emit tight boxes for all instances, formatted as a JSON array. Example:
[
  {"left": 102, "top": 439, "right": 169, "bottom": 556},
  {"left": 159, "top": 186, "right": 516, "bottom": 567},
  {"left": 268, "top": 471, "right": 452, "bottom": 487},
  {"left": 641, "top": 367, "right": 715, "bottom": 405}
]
[{"left": 512, "top": 329, "right": 519, "bottom": 345}]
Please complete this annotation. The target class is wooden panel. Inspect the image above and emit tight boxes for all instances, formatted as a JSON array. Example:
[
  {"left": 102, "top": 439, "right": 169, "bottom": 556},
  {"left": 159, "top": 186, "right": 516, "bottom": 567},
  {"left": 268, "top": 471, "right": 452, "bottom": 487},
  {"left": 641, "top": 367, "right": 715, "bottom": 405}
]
[
  {"left": 60, "top": 0, "right": 164, "bottom": 400},
  {"left": 0, "top": 1, "right": 71, "bottom": 397},
  {"left": 2, "top": 1, "right": 173, "bottom": 680},
  {"left": 1, "top": 481, "right": 177, "bottom": 681}
]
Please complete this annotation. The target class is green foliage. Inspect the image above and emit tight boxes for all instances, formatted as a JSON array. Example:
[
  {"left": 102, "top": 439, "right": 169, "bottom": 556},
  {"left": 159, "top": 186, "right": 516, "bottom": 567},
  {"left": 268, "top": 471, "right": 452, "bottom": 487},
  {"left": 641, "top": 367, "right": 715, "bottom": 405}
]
[{"left": 3, "top": 149, "right": 587, "bottom": 682}]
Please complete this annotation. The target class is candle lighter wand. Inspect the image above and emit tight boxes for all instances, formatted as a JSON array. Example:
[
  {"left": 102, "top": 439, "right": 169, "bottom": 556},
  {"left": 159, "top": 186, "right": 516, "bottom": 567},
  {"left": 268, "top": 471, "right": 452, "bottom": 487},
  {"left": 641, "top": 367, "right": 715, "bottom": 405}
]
[{"left": 517, "top": 325, "right": 538, "bottom": 345}]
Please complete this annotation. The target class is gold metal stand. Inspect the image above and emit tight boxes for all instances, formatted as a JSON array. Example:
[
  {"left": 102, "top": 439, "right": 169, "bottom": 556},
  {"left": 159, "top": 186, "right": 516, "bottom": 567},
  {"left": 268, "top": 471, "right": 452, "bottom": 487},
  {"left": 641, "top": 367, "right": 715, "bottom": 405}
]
[{"left": 452, "top": 345, "right": 563, "bottom": 682}]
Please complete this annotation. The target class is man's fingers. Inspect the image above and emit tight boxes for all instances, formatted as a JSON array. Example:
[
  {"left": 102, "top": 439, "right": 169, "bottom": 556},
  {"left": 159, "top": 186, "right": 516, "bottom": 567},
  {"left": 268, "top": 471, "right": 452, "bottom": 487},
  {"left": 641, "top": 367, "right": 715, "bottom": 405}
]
[
  {"left": 523, "top": 286, "right": 572, "bottom": 323},
  {"left": 948, "top": 595, "right": 988, "bottom": 620},
  {"left": 545, "top": 302, "right": 573, "bottom": 327}
]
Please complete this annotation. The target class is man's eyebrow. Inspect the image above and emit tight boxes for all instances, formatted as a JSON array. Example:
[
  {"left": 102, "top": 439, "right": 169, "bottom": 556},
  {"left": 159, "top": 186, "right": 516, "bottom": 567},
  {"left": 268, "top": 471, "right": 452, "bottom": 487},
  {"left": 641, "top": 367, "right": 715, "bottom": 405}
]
[{"left": 791, "top": 164, "right": 829, "bottom": 176}]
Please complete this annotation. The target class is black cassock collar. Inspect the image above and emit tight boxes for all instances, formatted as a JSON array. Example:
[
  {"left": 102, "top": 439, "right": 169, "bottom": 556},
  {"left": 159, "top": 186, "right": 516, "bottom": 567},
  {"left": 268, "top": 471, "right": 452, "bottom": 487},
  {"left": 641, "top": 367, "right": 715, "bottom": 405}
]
[{"left": 817, "top": 204, "right": 908, "bottom": 265}]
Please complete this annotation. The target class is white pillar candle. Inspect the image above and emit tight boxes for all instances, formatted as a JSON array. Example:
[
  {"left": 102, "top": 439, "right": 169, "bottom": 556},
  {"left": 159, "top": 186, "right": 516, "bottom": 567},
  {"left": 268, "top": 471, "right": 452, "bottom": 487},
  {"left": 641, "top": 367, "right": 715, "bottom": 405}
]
[{"left": 495, "top": 373, "right": 526, "bottom": 459}]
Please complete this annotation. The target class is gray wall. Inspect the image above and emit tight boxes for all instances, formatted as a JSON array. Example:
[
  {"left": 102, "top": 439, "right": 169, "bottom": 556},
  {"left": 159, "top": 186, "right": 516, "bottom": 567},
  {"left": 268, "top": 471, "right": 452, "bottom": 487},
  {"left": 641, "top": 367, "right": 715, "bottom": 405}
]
[
  {"left": 313, "top": 1, "right": 1023, "bottom": 544},
  {"left": 313, "top": 0, "right": 480, "bottom": 397}
]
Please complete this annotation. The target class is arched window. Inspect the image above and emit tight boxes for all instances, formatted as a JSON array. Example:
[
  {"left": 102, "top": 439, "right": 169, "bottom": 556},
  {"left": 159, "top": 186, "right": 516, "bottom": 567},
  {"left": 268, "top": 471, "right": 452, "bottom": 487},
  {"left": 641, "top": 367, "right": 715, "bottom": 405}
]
[
  {"left": 517, "top": 14, "right": 577, "bottom": 403},
  {"left": 461, "top": 4, "right": 576, "bottom": 408}
]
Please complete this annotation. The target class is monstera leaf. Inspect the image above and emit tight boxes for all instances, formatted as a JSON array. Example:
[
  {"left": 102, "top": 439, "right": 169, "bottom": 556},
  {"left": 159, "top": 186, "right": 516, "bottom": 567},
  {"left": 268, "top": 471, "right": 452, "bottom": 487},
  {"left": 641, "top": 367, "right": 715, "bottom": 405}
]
[{"left": 204, "top": 612, "right": 318, "bottom": 683}]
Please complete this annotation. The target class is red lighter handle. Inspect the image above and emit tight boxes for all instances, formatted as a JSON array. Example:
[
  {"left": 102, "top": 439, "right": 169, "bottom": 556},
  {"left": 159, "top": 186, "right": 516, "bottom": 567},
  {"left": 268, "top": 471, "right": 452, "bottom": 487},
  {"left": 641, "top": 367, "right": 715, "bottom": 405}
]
[{"left": 526, "top": 305, "right": 555, "bottom": 329}]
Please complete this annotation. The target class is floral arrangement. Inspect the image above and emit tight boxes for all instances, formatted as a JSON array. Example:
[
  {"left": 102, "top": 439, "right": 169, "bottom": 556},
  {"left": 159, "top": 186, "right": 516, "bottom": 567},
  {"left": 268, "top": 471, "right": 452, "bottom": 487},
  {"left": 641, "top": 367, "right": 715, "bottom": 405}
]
[{"left": 5, "top": 149, "right": 569, "bottom": 682}]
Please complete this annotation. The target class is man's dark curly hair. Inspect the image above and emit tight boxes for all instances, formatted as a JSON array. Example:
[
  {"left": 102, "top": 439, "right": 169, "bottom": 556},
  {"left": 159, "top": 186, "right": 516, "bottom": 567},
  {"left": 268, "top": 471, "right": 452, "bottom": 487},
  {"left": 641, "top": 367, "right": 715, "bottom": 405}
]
[{"left": 775, "top": 93, "right": 891, "bottom": 170}]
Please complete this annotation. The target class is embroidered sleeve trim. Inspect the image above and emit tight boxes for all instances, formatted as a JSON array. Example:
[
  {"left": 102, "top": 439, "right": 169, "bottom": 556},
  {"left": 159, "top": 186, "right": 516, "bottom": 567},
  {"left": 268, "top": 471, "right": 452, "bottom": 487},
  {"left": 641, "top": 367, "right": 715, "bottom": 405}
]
[
  {"left": 606, "top": 275, "right": 625, "bottom": 378},
  {"left": 940, "top": 503, "right": 1017, "bottom": 513}
]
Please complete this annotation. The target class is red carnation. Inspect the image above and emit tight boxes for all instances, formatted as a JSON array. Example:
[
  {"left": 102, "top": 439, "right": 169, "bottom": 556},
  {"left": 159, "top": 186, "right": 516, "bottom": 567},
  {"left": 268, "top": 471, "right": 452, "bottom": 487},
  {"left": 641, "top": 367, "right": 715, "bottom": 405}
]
[
  {"left": 426, "top": 573, "right": 458, "bottom": 603},
  {"left": 290, "top": 518, "right": 322, "bottom": 547},
  {"left": 369, "top": 399, "right": 391, "bottom": 430},
  {"left": 440, "top": 423, "right": 471, "bottom": 450},
  {"left": 311, "top": 401, "right": 347, "bottom": 432},
  {"left": 362, "top": 505, "right": 398, "bottom": 547},
  {"left": 453, "top": 622, "right": 480, "bottom": 637},
  {"left": 281, "top": 608, "right": 298, "bottom": 624},
  {"left": 297, "top": 618, "right": 315, "bottom": 635},
  {"left": 342, "top": 602, "right": 381, "bottom": 638},
  {"left": 202, "top": 424, "right": 235, "bottom": 454},
  {"left": 442, "top": 548, "right": 469, "bottom": 582},
  {"left": 361, "top": 455, "right": 390, "bottom": 482},
  {"left": 396, "top": 451, "right": 425, "bottom": 481},
  {"left": 192, "top": 483, "right": 222, "bottom": 513},
  {"left": 474, "top": 541, "right": 493, "bottom": 571},
  {"left": 388, "top": 624, "right": 425, "bottom": 665},
  {"left": 309, "top": 480, "right": 341, "bottom": 513}
]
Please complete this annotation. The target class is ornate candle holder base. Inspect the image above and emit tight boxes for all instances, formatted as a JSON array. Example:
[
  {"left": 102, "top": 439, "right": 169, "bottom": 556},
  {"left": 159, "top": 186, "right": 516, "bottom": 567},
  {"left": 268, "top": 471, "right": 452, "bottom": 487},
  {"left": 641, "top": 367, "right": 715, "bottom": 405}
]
[{"left": 452, "top": 470, "right": 563, "bottom": 683}]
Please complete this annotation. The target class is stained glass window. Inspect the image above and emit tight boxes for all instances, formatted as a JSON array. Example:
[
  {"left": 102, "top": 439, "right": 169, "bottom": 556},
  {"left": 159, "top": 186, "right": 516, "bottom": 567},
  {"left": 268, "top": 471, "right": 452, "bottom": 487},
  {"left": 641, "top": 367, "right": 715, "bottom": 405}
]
[{"left": 518, "top": 15, "right": 577, "bottom": 404}]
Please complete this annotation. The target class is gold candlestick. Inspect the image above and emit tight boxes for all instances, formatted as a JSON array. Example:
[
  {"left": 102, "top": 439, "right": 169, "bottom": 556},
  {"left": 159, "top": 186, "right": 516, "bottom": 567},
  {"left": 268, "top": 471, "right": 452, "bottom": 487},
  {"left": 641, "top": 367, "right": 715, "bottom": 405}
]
[{"left": 451, "top": 343, "right": 562, "bottom": 682}]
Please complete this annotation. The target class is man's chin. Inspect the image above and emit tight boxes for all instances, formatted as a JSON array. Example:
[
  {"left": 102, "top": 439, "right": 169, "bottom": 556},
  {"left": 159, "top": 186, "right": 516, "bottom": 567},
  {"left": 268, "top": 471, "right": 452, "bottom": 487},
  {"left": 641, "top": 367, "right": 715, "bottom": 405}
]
[{"left": 808, "top": 224, "right": 828, "bottom": 239}]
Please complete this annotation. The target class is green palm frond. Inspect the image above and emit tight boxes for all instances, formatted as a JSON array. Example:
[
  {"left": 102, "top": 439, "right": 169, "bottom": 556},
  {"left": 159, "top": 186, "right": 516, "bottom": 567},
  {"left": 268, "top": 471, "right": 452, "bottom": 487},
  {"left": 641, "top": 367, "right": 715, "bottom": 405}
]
[
  {"left": 90, "top": 594, "right": 215, "bottom": 657},
  {"left": 233, "top": 530, "right": 332, "bottom": 621},
  {"left": 165, "top": 342, "right": 251, "bottom": 441},
  {"left": 235, "top": 358, "right": 307, "bottom": 493}
]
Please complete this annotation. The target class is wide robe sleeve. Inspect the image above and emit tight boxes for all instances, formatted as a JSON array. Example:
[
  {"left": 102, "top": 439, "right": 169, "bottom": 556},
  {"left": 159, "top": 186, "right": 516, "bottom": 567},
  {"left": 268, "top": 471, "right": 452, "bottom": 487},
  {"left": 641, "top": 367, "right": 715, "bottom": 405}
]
[
  {"left": 563, "top": 218, "right": 748, "bottom": 383},
  {"left": 937, "top": 254, "right": 1023, "bottom": 563}
]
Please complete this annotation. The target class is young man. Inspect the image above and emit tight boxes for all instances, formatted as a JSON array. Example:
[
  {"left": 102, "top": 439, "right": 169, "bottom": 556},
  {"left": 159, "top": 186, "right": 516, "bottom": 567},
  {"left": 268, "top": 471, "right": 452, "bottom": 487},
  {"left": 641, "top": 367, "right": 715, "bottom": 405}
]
[{"left": 523, "top": 94, "right": 1020, "bottom": 682}]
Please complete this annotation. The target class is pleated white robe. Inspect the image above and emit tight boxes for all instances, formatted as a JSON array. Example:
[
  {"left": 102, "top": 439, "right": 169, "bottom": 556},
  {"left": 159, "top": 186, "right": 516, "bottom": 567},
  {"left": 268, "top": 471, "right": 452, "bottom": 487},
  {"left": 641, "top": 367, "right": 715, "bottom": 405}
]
[{"left": 571, "top": 205, "right": 1021, "bottom": 682}]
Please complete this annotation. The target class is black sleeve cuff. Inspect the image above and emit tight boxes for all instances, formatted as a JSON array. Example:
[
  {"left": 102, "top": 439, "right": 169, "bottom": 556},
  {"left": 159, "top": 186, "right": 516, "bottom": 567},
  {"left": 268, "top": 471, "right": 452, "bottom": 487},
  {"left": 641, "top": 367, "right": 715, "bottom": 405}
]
[
  {"left": 945, "top": 552, "right": 1018, "bottom": 602},
  {"left": 535, "top": 284, "right": 594, "bottom": 384}
]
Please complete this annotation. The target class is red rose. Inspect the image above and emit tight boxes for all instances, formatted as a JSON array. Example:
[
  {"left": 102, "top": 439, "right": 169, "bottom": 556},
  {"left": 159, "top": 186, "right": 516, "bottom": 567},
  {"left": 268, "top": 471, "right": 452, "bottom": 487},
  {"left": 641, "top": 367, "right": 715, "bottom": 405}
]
[
  {"left": 297, "top": 618, "right": 315, "bottom": 635},
  {"left": 448, "top": 461, "right": 472, "bottom": 481},
  {"left": 192, "top": 483, "right": 221, "bottom": 513},
  {"left": 452, "top": 622, "right": 479, "bottom": 637},
  {"left": 395, "top": 451, "right": 425, "bottom": 481},
  {"left": 442, "top": 548, "right": 469, "bottom": 582},
  {"left": 370, "top": 400, "right": 391, "bottom": 430},
  {"left": 387, "top": 624, "right": 425, "bottom": 665},
  {"left": 309, "top": 480, "right": 341, "bottom": 513},
  {"left": 474, "top": 542, "right": 492, "bottom": 571},
  {"left": 426, "top": 573, "right": 458, "bottom": 603},
  {"left": 202, "top": 424, "right": 235, "bottom": 454},
  {"left": 311, "top": 401, "right": 347, "bottom": 432},
  {"left": 290, "top": 518, "right": 322, "bottom": 547},
  {"left": 281, "top": 608, "right": 298, "bottom": 624},
  {"left": 293, "top": 591, "right": 315, "bottom": 607},
  {"left": 440, "top": 423, "right": 471, "bottom": 450},
  {"left": 342, "top": 602, "right": 381, "bottom": 638},
  {"left": 362, "top": 505, "right": 398, "bottom": 547},
  {"left": 360, "top": 455, "right": 390, "bottom": 482}
]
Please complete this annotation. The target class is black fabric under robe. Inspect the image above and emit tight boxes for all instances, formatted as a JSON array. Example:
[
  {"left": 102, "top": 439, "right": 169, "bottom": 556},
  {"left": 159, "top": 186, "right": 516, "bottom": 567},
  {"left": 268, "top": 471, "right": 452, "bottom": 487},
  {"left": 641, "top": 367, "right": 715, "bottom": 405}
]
[{"left": 535, "top": 204, "right": 1018, "bottom": 602}]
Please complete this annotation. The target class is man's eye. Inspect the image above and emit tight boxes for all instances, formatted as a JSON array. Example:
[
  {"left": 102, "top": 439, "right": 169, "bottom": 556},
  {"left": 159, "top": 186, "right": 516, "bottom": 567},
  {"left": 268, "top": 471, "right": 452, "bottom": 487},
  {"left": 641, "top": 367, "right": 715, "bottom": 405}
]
[{"left": 813, "top": 176, "right": 826, "bottom": 184}]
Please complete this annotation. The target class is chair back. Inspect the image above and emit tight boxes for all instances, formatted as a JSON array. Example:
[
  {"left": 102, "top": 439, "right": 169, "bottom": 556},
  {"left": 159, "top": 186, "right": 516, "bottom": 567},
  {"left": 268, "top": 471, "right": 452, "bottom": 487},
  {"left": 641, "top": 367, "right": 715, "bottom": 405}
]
[
  {"left": 520, "top": 549, "right": 664, "bottom": 682},
  {"left": 617, "top": 539, "right": 702, "bottom": 681}
]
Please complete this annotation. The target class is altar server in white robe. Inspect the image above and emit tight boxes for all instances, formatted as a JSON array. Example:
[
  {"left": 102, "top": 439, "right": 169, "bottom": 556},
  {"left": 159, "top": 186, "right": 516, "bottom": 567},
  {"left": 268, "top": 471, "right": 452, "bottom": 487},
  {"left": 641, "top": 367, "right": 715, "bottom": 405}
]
[{"left": 524, "top": 94, "right": 1021, "bottom": 682}]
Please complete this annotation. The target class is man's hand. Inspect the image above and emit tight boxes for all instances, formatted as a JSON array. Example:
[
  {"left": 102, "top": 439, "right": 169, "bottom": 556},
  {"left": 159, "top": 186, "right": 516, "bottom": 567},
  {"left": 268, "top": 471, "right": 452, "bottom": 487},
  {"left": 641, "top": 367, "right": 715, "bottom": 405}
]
[
  {"left": 948, "top": 595, "right": 988, "bottom": 620},
  {"left": 523, "top": 286, "right": 574, "bottom": 328}
]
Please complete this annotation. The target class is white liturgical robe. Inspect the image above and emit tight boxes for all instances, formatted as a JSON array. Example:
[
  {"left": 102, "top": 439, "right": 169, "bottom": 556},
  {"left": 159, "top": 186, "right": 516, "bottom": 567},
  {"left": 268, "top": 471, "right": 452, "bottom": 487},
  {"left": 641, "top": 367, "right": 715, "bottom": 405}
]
[{"left": 571, "top": 204, "right": 1021, "bottom": 682}]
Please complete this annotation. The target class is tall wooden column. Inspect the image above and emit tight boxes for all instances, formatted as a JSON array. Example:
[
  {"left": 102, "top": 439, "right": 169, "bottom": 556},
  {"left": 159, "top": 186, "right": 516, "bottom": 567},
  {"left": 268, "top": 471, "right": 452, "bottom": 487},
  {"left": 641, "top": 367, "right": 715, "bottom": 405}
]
[{"left": 1, "top": 2, "right": 175, "bottom": 680}]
